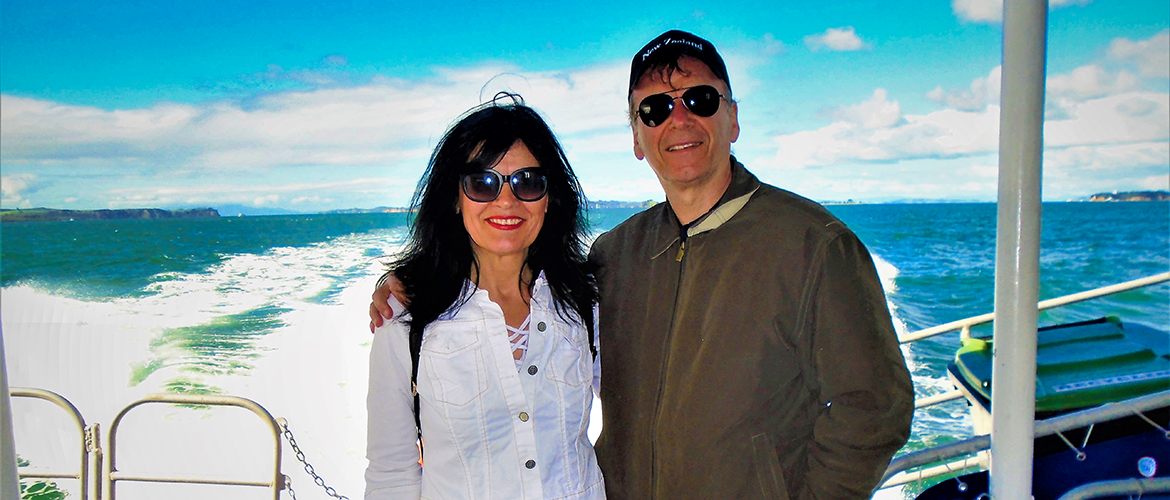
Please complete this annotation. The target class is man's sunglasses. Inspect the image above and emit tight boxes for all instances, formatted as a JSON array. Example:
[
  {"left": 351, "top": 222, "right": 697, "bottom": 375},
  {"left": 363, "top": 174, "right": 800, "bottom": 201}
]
[
  {"left": 461, "top": 167, "right": 548, "bottom": 203},
  {"left": 636, "top": 85, "right": 727, "bottom": 127}
]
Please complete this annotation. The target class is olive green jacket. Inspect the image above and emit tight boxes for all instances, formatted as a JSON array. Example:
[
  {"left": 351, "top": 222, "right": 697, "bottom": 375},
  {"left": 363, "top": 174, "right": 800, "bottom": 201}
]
[{"left": 589, "top": 158, "right": 914, "bottom": 500}]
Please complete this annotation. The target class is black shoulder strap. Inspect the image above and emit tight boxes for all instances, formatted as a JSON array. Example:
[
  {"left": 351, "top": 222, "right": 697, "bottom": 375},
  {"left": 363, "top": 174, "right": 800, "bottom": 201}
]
[{"left": 408, "top": 323, "right": 424, "bottom": 453}]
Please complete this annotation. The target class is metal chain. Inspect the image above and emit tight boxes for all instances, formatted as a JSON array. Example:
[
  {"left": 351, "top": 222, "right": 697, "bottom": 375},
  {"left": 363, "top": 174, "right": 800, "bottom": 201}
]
[
  {"left": 279, "top": 419, "right": 350, "bottom": 500},
  {"left": 285, "top": 475, "right": 297, "bottom": 500}
]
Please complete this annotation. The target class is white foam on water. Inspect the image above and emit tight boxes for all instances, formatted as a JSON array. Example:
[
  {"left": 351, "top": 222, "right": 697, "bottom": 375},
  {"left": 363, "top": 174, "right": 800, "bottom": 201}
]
[
  {"left": 872, "top": 253, "right": 917, "bottom": 374},
  {"left": 872, "top": 253, "right": 900, "bottom": 297},
  {"left": 871, "top": 251, "right": 977, "bottom": 465},
  {"left": 4, "top": 229, "right": 403, "bottom": 499}
]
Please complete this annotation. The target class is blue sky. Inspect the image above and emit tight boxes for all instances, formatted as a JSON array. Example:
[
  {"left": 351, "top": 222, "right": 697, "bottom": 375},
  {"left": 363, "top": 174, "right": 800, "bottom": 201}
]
[{"left": 2, "top": 0, "right": 1167, "bottom": 212}]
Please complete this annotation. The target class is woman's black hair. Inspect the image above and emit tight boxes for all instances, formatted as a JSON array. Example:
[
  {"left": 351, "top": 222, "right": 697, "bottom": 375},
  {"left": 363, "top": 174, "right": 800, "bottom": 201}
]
[{"left": 389, "top": 93, "right": 597, "bottom": 353}]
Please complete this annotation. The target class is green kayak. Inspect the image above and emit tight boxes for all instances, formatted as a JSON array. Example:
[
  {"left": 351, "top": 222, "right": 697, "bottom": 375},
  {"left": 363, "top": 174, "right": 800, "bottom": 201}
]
[{"left": 949, "top": 316, "right": 1170, "bottom": 415}]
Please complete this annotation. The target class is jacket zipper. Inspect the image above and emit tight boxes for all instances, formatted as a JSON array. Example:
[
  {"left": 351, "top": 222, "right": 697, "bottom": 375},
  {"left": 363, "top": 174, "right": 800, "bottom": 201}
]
[{"left": 651, "top": 235, "right": 688, "bottom": 498}]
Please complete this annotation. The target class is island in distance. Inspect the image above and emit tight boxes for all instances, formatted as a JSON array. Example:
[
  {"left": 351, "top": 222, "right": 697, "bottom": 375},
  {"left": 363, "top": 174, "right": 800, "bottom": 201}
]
[{"left": 1088, "top": 191, "right": 1169, "bottom": 202}]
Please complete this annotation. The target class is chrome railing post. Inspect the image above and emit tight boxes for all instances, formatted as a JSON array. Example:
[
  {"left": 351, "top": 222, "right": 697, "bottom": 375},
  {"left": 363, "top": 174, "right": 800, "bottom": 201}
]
[
  {"left": 9, "top": 388, "right": 91, "bottom": 500},
  {"left": 104, "top": 394, "right": 283, "bottom": 500},
  {"left": 993, "top": 0, "right": 1051, "bottom": 491}
]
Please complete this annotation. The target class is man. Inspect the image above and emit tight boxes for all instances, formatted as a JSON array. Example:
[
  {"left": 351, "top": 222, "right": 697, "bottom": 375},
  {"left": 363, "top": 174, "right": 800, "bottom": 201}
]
[{"left": 372, "top": 30, "right": 914, "bottom": 499}]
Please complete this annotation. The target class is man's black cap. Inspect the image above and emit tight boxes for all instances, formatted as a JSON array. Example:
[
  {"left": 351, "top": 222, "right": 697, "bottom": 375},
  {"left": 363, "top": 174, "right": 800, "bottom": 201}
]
[{"left": 628, "top": 30, "right": 730, "bottom": 96}]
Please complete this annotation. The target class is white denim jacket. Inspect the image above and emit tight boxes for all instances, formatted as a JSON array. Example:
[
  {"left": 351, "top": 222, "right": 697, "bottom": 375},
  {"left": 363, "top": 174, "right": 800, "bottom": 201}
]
[{"left": 365, "top": 273, "right": 605, "bottom": 500}]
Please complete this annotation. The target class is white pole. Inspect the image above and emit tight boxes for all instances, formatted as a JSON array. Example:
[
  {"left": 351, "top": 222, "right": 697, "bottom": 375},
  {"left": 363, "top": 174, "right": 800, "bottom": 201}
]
[
  {"left": 1, "top": 325, "right": 19, "bottom": 500},
  {"left": 991, "top": 0, "right": 1048, "bottom": 498}
]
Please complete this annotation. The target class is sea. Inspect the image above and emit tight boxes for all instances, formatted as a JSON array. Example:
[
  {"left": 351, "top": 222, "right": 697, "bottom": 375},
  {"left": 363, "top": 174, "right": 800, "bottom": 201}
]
[{"left": 2, "top": 201, "right": 1168, "bottom": 499}]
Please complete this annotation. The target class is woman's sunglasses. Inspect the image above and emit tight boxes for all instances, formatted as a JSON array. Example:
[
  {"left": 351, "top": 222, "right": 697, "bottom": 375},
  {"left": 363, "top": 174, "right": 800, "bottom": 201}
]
[
  {"left": 636, "top": 85, "right": 727, "bottom": 127},
  {"left": 461, "top": 167, "right": 548, "bottom": 203}
]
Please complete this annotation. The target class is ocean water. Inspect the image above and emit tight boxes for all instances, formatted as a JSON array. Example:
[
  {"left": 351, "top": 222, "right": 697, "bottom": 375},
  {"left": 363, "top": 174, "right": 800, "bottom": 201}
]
[{"left": 2, "top": 202, "right": 1167, "bottom": 498}]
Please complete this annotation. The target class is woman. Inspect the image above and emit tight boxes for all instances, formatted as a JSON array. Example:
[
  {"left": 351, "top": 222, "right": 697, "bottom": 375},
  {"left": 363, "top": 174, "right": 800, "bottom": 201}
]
[{"left": 365, "top": 96, "right": 604, "bottom": 499}]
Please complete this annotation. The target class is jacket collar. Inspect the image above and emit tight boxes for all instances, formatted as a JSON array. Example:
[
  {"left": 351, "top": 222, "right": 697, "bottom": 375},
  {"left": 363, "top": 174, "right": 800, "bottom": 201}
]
[{"left": 650, "top": 157, "right": 761, "bottom": 259}]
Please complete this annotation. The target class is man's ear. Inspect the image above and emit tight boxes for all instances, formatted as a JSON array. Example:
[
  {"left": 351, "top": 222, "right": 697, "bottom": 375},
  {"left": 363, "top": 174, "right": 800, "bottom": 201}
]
[
  {"left": 729, "top": 100, "right": 741, "bottom": 143},
  {"left": 633, "top": 128, "right": 646, "bottom": 160}
]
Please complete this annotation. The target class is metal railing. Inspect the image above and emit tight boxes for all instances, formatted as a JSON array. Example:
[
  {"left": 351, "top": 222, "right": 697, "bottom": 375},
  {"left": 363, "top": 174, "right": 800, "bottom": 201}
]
[
  {"left": 10, "top": 387, "right": 100, "bottom": 500},
  {"left": 897, "top": 272, "right": 1169, "bottom": 344},
  {"left": 882, "top": 389, "right": 1170, "bottom": 488},
  {"left": 1056, "top": 477, "right": 1170, "bottom": 500},
  {"left": 10, "top": 391, "right": 351, "bottom": 499},
  {"left": 103, "top": 393, "right": 285, "bottom": 500}
]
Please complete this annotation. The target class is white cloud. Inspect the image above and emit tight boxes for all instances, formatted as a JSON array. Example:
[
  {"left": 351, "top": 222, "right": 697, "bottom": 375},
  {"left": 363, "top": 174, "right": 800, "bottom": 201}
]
[
  {"left": 1134, "top": 173, "right": 1170, "bottom": 191},
  {"left": 952, "top": 0, "right": 1002, "bottom": 23},
  {"left": 1108, "top": 30, "right": 1170, "bottom": 79},
  {"left": 564, "top": 131, "right": 638, "bottom": 155},
  {"left": 1, "top": 173, "right": 37, "bottom": 208},
  {"left": 831, "top": 89, "right": 905, "bottom": 129},
  {"left": 766, "top": 99, "right": 1000, "bottom": 169},
  {"left": 1046, "top": 65, "right": 1141, "bottom": 119},
  {"left": 804, "top": 27, "right": 868, "bottom": 52},
  {"left": 1045, "top": 142, "right": 1169, "bottom": 172},
  {"left": 0, "top": 62, "right": 633, "bottom": 172},
  {"left": 953, "top": 0, "right": 1091, "bottom": 23},
  {"left": 764, "top": 79, "right": 1167, "bottom": 171},
  {"left": 967, "top": 164, "right": 999, "bottom": 178},
  {"left": 931, "top": 62, "right": 1149, "bottom": 118},
  {"left": 927, "top": 66, "right": 1001, "bottom": 111},
  {"left": 1048, "top": 65, "right": 1140, "bottom": 101},
  {"left": 254, "top": 195, "right": 280, "bottom": 206},
  {"left": 1, "top": 173, "right": 36, "bottom": 198},
  {"left": 1043, "top": 142, "right": 1170, "bottom": 198},
  {"left": 291, "top": 195, "right": 332, "bottom": 205},
  {"left": 502, "top": 64, "right": 630, "bottom": 135},
  {"left": 1045, "top": 92, "right": 1169, "bottom": 147},
  {"left": 0, "top": 96, "right": 201, "bottom": 159},
  {"left": 102, "top": 177, "right": 407, "bottom": 209},
  {"left": 760, "top": 33, "right": 786, "bottom": 56}
]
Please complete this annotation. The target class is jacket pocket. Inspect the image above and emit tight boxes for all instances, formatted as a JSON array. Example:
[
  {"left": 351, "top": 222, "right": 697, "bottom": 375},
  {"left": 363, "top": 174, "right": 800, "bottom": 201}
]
[
  {"left": 545, "top": 333, "right": 590, "bottom": 388},
  {"left": 420, "top": 326, "right": 488, "bottom": 406},
  {"left": 751, "top": 432, "right": 791, "bottom": 500}
]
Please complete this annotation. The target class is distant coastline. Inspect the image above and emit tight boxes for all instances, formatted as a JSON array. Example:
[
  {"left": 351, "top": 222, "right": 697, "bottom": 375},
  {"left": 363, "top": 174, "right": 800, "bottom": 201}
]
[
  {"left": 0, "top": 207, "right": 220, "bottom": 223},
  {"left": 1088, "top": 191, "right": 1170, "bottom": 202},
  {"left": 4, "top": 192, "right": 1164, "bottom": 222}
]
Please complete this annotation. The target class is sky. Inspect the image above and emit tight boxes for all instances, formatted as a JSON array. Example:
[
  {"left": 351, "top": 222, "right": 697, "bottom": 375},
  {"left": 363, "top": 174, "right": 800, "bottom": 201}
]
[{"left": 1, "top": 0, "right": 1168, "bottom": 212}]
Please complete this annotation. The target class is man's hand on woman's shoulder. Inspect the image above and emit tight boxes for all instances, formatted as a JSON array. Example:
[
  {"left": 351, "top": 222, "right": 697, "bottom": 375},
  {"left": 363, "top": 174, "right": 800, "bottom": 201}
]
[{"left": 368, "top": 273, "right": 405, "bottom": 332}]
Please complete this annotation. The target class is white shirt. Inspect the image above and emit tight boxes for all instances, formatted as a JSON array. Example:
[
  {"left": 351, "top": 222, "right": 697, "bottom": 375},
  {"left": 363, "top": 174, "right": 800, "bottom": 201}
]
[{"left": 365, "top": 273, "right": 605, "bottom": 500}]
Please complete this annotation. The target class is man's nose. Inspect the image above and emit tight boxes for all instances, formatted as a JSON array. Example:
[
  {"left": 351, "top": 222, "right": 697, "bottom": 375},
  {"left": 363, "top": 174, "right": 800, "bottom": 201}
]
[{"left": 667, "top": 97, "right": 694, "bottom": 126}]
